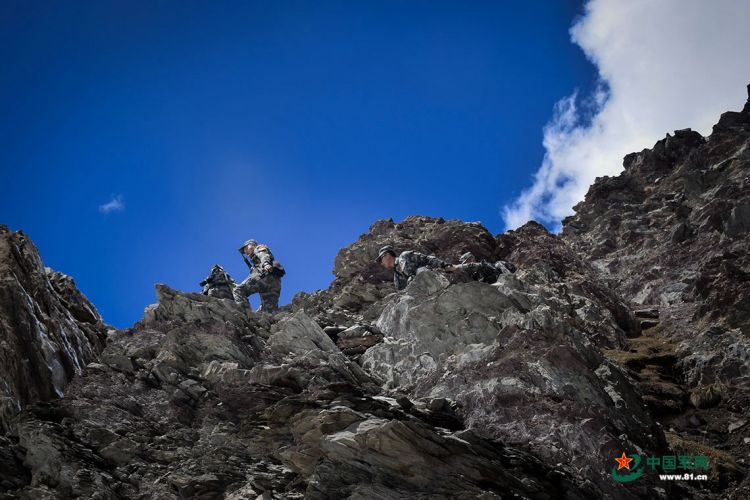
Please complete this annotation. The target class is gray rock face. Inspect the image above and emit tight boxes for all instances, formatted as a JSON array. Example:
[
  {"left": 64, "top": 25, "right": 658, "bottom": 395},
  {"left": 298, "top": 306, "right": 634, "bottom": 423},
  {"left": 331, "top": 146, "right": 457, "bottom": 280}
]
[
  {"left": 361, "top": 264, "right": 661, "bottom": 496},
  {"left": 562, "top": 93, "right": 750, "bottom": 353},
  {"left": 0, "top": 225, "right": 107, "bottom": 432},
  {"left": 2, "top": 288, "right": 593, "bottom": 499},
  {"left": 334, "top": 216, "right": 497, "bottom": 283},
  {"left": 143, "top": 283, "right": 256, "bottom": 327},
  {"left": 565, "top": 107, "right": 750, "bottom": 324},
  {"left": 290, "top": 219, "right": 667, "bottom": 498},
  {"left": 562, "top": 90, "right": 750, "bottom": 498},
  {"left": 677, "top": 326, "right": 750, "bottom": 388}
]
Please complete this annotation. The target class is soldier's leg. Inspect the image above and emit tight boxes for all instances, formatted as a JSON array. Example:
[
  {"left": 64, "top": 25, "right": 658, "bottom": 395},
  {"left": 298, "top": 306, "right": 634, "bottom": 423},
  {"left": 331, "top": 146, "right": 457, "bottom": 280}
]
[
  {"left": 233, "top": 275, "right": 263, "bottom": 304},
  {"left": 258, "top": 277, "right": 281, "bottom": 313}
]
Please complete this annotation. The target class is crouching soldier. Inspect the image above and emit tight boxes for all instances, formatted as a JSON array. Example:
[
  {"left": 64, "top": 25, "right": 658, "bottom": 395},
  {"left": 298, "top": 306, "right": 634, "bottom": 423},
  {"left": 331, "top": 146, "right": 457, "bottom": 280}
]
[
  {"left": 200, "top": 264, "right": 236, "bottom": 299},
  {"left": 376, "top": 245, "right": 454, "bottom": 290},
  {"left": 233, "top": 239, "right": 286, "bottom": 313},
  {"left": 454, "top": 252, "right": 515, "bottom": 284}
]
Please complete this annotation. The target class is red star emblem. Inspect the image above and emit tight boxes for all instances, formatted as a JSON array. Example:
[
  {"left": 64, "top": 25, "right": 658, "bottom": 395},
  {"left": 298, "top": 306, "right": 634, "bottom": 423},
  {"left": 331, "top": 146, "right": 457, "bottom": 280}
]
[{"left": 614, "top": 452, "right": 634, "bottom": 470}]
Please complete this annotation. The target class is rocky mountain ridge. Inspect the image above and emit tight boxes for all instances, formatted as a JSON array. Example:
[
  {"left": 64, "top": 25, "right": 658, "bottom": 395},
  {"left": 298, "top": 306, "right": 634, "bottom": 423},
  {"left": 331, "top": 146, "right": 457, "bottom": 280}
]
[
  {"left": 560, "top": 84, "right": 750, "bottom": 497},
  {"left": 0, "top": 226, "right": 108, "bottom": 433},
  {"left": 1, "top": 88, "right": 749, "bottom": 499}
]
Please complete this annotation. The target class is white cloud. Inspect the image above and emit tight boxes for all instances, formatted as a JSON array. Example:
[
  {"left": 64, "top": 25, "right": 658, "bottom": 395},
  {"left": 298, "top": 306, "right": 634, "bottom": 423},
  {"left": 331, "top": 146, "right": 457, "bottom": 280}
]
[
  {"left": 503, "top": 0, "right": 750, "bottom": 230},
  {"left": 99, "top": 194, "right": 125, "bottom": 214}
]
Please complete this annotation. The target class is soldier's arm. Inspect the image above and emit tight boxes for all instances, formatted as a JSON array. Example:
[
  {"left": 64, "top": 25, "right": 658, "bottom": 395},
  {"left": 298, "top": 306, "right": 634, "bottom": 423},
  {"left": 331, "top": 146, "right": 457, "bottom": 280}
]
[
  {"left": 424, "top": 254, "right": 448, "bottom": 269},
  {"left": 495, "top": 260, "right": 516, "bottom": 273},
  {"left": 253, "top": 246, "right": 274, "bottom": 268}
]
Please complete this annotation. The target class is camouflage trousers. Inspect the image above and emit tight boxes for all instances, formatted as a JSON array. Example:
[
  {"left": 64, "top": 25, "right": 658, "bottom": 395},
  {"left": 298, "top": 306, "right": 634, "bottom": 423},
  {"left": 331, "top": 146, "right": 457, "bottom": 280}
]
[{"left": 233, "top": 273, "right": 282, "bottom": 313}]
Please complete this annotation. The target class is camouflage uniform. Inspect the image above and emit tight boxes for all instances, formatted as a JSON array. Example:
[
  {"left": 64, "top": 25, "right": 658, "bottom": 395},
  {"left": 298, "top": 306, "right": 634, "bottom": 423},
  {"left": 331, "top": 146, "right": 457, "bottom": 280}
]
[
  {"left": 233, "top": 244, "right": 284, "bottom": 313},
  {"left": 454, "top": 260, "right": 516, "bottom": 284},
  {"left": 393, "top": 250, "right": 448, "bottom": 290},
  {"left": 494, "top": 261, "right": 516, "bottom": 274},
  {"left": 200, "top": 264, "right": 236, "bottom": 299}
]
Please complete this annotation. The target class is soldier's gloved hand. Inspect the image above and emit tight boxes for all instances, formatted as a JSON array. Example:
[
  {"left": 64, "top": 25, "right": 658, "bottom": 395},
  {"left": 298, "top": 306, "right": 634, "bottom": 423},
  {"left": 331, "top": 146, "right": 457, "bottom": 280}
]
[{"left": 263, "top": 264, "right": 273, "bottom": 273}]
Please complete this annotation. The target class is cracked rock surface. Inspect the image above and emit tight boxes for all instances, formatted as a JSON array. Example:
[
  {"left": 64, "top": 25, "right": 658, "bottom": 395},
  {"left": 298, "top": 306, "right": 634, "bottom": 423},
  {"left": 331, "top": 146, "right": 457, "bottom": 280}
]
[{"left": 0, "top": 226, "right": 107, "bottom": 433}]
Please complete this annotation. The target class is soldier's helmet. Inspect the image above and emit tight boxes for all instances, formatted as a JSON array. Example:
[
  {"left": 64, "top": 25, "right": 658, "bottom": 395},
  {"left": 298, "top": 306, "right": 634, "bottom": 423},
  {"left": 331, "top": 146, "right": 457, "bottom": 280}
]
[
  {"left": 459, "top": 252, "right": 476, "bottom": 264},
  {"left": 375, "top": 245, "right": 397, "bottom": 262},
  {"left": 238, "top": 239, "right": 257, "bottom": 251}
]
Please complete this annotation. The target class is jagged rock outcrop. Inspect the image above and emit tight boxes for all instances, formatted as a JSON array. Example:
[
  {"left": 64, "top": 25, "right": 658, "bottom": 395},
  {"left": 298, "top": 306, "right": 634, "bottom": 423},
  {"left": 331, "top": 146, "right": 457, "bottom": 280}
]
[
  {"left": 562, "top": 87, "right": 750, "bottom": 497},
  {"left": 292, "top": 216, "right": 497, "bottom": 328},
  {"left": 0, "top": 226, "right": 107, "bottom": 432},
  {"left": 292, "top": 218, "right": 668, "bottom": 497},
  {"left": 562, "top": 89, "right": 750, "bottom": 361},
  {"left": 2, "top": 287, "right": 593, "bottom": 499},
  {"left": 293, "top": 216, "right": 639, "bottom": 343},
  {"left": 359, "top": 224, "right": 664, "bottom": 497}
]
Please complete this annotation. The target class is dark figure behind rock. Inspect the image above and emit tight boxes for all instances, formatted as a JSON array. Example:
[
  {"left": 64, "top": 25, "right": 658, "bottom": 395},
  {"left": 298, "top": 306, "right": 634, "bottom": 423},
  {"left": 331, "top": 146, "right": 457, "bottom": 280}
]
[{"left": 199, "top": 264, "right": 236, "bottom": 299}]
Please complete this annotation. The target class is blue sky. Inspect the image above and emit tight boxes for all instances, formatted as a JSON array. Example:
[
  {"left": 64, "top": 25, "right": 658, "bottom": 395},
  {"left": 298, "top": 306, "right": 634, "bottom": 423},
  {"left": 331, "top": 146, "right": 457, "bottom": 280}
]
[{"left": 1, "top": 1, "right": 598, "bottom": 327}]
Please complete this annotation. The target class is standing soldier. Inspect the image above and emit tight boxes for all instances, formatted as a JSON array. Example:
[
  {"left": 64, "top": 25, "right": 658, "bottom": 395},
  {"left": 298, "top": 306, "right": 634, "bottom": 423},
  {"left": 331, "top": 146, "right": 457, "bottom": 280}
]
[
  {"left": 375, "top": 245, "right": 453, "bottom": 290},
  {"left": 233, "top": 239, "right": 285, "bottom": 313}
]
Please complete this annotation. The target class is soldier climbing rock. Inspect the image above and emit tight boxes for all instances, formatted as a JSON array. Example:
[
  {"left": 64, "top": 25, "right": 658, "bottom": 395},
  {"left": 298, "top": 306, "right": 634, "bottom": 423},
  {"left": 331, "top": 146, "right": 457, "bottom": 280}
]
[
  {"left": 233, "top": 239, "right": 285, "bottom": 313},
  {"left": 376, "top": 245, "right": 453, "bottom": 290},
  {"left": 453, "top": 251, "right": 515, "bottom": 283},
  {"left": 199, "top": 264, "right": 236, "bottom": 299}
]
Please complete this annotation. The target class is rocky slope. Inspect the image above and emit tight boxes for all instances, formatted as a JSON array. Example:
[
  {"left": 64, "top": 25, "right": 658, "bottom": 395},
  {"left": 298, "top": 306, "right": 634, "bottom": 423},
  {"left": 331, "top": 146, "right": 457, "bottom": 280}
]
[
  {"left": 2, "top": 283, "right": 600, "bottom": 499},
  {"left": 1, "top": 90, "right": 749, "bottom": 499},
  {"left": 1, "top": 218, "right": 675, "bottom": 499},
  {"left": 0, "top": 226, "right": 108, "bottom": 433},
  {"left": 561, "top": 86, "right": 750, "bottom": 496}
]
